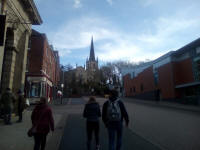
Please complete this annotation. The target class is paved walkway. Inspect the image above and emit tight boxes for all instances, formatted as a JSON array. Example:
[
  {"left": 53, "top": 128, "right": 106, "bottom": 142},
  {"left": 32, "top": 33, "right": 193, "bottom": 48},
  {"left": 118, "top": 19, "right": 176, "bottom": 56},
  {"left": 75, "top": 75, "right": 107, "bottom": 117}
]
[
  {"left": 0, "top": 103, "right": 63, "bottom": 150},
  {"left": 0, "top": 97, "right": 199, "bottom": 150},
  {"left": 59, "top": 114, "right": 161, "bottom": 150}
]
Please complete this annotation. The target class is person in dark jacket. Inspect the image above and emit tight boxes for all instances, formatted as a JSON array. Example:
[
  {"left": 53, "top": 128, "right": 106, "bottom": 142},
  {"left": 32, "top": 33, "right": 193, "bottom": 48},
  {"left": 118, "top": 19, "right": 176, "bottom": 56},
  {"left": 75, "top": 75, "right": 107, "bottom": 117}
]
[
  {"left": 102, "top": 89, "right": 129, "bottom": 150},
  {"left": 31, "top": 97, "right": 54, "bottom": 150},
  {"left": 0, "top": 88, "right": 15, "bottom": 125},
  {"left": 16, "top": 89, "right": 26, "bottom": 123},
  {"left": 83, "top": 96, "right": 101, "bottom": 150}
]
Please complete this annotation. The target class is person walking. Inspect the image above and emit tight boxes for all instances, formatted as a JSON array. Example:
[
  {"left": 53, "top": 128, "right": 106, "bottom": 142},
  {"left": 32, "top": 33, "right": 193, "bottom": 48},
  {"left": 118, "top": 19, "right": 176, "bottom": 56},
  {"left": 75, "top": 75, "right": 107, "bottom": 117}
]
[
  {"left": 102, "top": 89, "right": 129, "bottom": 150},
  {"left": 0, "top": 88, "right": 15, "bottom": 125},
  {"left": 31, "top": 97, "right": 54, "bottom": 150},
  {"left": 16, "top": 89, "right": 26, "bottom": 123},
  {"left": 83, "top": 96, "right": 101, "bottom": 150}
]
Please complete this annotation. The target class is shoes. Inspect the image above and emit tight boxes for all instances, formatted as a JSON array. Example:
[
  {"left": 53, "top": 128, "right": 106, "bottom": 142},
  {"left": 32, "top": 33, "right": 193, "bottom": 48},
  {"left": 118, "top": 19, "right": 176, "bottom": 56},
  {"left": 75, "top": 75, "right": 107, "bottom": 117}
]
[{"left": 96, "top": 145, "right": 100, "bottom": 150}]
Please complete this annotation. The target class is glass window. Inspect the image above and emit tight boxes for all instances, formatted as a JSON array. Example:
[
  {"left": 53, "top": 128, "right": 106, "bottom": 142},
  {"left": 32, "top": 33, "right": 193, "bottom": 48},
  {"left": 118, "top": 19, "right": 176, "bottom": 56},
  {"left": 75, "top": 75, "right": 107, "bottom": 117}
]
[
  {"left": 141, "top": 84, "right": 143, "bottom": 92},
  {"left": 154, "top": 68, "right": 158, "bottom": 85},
  {"left": 30, "top": 82, "right": 41, "bottom": 97},
  {"left": 194, "top": 58, "right": 200, "bottom": 81},
  {"left": 196, "top": 47, "right": 200, "bottom": 54}
]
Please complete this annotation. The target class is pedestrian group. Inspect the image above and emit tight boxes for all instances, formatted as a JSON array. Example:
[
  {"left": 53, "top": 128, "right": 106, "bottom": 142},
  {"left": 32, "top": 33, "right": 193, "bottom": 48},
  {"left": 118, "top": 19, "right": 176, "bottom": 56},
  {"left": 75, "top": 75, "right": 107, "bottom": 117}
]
[
  {"left": 83, "top": 89, "right": 129, "bottom": 150},
  {"left": 0, "top": 88, "right": 129, "bottom": 150},
  {"left": 0, "top": 88, "right": 26, "bottom": 124}
]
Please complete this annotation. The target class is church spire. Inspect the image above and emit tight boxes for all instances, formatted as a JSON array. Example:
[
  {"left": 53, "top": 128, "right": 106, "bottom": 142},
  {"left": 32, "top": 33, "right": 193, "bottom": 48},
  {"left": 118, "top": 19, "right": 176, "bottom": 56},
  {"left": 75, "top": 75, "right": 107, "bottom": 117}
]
[{"left": 89, "top": 36, "right": 95, "bottom": 61}]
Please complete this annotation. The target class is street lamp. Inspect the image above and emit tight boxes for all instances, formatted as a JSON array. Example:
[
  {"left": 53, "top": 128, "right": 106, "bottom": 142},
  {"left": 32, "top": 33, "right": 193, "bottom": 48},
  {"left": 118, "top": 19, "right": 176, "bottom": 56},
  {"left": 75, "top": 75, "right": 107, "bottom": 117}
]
[{"left": 61, "top": 83, "right": 64, "bottom": 104}]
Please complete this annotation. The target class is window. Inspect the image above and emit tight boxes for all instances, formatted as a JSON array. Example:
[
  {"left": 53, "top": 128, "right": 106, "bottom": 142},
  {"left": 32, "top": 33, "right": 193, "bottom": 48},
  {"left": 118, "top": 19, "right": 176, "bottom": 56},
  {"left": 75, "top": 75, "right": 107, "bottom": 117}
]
[
  {"left": 50, "top": 55, "right": 52, "bottom": 63},
  {"left": 140, "top": 84, "right": 143, "bottom": 92},
  {"left": 30, "top": 82, "right": 41, "bottom": 97},
  {"left": 46, "top": 47, "right": 48, "bottom": 57},
  {"left": 196, "top": 47, "right": 200, "bottom": 54},
  {"left": 133, "top": 87, "right": 136, "bottom": 92},
  {"left": 131, "top": 72, "right": 135, "bottom": 78},
  {"left": 194, "top": 58, "right": 200, "bottom": 81},
  {"left": 154, "top": 68, "right": 158, "bottom": 85},
  {"left": 28, "top": 38, "right": 31, "bottom": 50}
]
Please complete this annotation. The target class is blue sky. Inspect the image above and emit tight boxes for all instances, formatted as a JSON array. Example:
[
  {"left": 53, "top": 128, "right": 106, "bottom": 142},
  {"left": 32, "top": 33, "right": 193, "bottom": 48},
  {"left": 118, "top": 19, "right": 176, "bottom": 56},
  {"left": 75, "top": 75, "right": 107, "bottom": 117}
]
[{"left": 33, "top": 0, "right": 200, "bottom": 67}]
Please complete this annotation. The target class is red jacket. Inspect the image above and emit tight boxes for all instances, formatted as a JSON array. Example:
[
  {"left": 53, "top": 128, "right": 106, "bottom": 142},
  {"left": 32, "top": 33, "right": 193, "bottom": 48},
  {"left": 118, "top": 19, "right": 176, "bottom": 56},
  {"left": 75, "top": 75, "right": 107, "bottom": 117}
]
[{"left": 31, "top": 104, "right": 54, "bottom": 134}]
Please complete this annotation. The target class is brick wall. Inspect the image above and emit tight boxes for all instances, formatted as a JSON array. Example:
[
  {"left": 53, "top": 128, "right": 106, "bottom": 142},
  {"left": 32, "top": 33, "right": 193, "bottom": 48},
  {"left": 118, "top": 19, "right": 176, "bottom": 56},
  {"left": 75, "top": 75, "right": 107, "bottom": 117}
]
[
  {"left": 173, "top": 58, "right": 194, "bottom": 86},
  {"left": 28, "top": 31, "right": 59, "bottom": 85},
  {"left": 158, "top": 63, "right": 175, "bottom": 99},
  {"left": 28, "top": 35, "right": 44, "bottom": 74},
  {"left": 123, "top": 66, "right": 156, "bottom": 98}
]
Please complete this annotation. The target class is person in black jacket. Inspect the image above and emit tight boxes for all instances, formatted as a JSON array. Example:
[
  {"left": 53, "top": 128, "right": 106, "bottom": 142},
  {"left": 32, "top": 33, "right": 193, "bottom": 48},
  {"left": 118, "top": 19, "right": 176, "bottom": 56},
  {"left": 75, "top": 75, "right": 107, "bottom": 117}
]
[
  {"left": 16, "top": 89, "right": 26, "bottom": 123},
  {"left": 102, "top": 89, "right": 129, "bottom": 150},
  {"left": 83, "top": 96, "right": 101, "bottom": 150}
]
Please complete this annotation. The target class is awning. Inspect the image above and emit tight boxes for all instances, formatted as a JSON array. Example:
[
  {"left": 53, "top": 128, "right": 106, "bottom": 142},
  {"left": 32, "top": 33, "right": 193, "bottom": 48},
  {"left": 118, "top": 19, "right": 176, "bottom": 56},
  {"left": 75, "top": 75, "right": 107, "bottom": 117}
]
[{"left": 175, "top": 81, "right": 200, "bottom": 89}]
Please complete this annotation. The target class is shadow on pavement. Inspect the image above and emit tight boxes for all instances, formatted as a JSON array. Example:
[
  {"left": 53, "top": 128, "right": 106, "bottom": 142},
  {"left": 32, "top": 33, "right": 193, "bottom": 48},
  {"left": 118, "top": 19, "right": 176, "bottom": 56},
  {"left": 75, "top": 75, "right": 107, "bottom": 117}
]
[{"left": 59, "top": 114, "right": 161, "bottom": 150}]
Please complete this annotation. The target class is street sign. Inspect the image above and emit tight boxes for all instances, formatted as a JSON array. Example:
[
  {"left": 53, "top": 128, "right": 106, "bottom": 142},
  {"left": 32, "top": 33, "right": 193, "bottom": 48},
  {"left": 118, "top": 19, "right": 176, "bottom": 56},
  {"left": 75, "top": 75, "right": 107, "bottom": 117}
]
[{"left": 0, "top": 15, "right": 6, "bottom": 46}]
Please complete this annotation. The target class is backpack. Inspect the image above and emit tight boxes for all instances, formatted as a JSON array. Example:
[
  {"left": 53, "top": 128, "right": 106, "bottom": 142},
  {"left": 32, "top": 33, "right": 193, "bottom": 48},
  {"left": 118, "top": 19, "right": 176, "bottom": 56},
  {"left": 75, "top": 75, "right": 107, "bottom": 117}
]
[{"left": 107, "top": 99, "right": 121, "bottom": 122}]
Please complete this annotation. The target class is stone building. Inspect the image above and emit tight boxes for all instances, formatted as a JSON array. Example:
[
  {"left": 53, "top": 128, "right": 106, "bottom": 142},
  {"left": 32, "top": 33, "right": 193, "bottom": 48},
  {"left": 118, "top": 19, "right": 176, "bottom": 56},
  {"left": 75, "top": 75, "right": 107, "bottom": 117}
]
[
  {"left": 86, "top": 37, "right": 99, "bottom": 82},
  {"left": 0, "top": 0, "right": 42, "bottom": 94},
  {"left": 26, "top": 30, "right": 60, "bottom": 103}
]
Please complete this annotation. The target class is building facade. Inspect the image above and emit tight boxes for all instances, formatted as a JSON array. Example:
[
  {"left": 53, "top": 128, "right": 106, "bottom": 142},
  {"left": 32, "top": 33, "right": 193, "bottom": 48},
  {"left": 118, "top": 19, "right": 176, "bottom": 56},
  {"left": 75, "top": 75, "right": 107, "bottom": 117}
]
[
  {"left": 123, "top": 38, "right": 200, "bottom": 104},
  {"left": 0, "top": 0, "right": 42, "bottom": 94},
  {"left": 26, "top": 30, "right": 60, "bottom": 103}
]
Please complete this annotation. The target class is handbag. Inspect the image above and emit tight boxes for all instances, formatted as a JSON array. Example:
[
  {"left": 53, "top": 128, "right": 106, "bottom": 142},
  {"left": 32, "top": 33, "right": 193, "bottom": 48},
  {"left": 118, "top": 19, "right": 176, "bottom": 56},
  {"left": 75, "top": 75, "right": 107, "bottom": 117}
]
[{"left": 27, "top": 126, "right": 36, "bottom": 137}]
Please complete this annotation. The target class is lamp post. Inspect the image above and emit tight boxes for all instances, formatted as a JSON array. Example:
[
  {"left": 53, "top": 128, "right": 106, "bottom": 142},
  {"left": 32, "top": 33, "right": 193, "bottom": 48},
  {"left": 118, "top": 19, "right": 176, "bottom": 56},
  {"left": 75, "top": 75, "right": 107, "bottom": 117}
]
[{"left": 61, "top": 83, "right": 64, "bottom": 104}]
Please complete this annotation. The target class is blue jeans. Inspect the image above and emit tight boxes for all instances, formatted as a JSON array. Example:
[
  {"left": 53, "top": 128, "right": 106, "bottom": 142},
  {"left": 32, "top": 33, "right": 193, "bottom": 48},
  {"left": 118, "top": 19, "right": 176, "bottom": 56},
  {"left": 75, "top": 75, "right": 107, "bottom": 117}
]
[{"left": 107, "top": 122, "right": 123, "bottom": 150}]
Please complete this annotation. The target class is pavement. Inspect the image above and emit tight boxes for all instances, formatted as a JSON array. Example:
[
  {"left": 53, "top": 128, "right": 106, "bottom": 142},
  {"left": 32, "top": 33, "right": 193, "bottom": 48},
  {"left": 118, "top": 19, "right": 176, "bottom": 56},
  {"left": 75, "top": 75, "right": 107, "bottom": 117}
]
[
  {"left": 0, "top": 99, "right": 66, "bottom": 150},
  {"left": 59, "top": 114, "right": 161, "bottom": 150},
  {"left": 0, "top": 97, "right": 200, "bottom": 150}
]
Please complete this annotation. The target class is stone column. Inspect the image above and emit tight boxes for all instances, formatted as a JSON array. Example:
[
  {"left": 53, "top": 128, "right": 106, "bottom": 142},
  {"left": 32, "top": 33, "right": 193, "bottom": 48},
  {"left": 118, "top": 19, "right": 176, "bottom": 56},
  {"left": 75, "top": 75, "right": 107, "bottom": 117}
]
[
  {"left": 1, "top": 47, "right": 17, "bottom": 90},
  {"left": 0, "top": 22, "right": 7, "bottom": 92},
  {"left": 20, "top": 30, "right": 29, "bottom": 91}
]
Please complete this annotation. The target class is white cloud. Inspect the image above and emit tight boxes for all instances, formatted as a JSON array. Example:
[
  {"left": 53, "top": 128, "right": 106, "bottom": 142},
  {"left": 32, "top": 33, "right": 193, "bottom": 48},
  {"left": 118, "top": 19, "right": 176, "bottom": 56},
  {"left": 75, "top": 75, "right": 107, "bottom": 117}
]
[
  {"left": 50, "top": 16, "right": 143, "bottom": 61},
  {"left": 49, "top": 9, "right": 200, "bottom": 63},
  {"left": 137, "top": 14, "right": 200, "bottom": 50},
  {"left": 74, "top": 0, "right": 82, "bottom": 8},
  {"left": 59, "top": 49, "right": 72, "bottom": 57}
]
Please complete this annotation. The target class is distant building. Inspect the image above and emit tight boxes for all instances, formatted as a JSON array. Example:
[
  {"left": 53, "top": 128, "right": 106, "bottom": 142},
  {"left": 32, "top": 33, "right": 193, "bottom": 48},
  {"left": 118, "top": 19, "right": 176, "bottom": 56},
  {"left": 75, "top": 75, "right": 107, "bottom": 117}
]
[
  {"left": 26, "top": 30, "right": 60, "bottom": 103},
  {"left": 0, "top": 0, "right": 42, "bottom": 94},
  {"left": 71, "top": 37, "right": 99, "bottom": 84},
  {"left": 123, "top": 38, "right": 200, "bottom": 104}
]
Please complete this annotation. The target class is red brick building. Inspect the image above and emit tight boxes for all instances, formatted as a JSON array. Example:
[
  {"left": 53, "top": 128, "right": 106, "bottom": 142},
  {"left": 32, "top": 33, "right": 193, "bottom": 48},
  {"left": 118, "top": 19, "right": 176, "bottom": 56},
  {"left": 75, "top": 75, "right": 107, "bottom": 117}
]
[
  {"left": 26, "top": 30, "right": 60, "bottom": 103},
  {"left": 123, "top": 38, "right": 200, "bottom": 104}
]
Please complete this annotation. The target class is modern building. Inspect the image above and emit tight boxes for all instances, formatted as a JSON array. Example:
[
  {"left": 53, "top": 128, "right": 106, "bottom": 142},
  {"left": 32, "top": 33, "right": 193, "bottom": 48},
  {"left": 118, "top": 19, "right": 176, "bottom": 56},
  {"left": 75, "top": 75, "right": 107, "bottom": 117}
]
[
  {"left": 0, "top": 0, "right": 42, "bottom": 94},
  {"left": 123, "top": 38, "right": 200, "bottom": 104},
  {"left": 26, "top": 30, "right": 60, "bottom": 103}
]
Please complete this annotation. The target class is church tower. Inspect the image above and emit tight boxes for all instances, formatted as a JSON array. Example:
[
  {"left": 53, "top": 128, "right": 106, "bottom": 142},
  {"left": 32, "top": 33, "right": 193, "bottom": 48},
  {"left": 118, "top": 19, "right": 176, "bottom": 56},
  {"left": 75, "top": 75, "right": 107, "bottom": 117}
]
[{"left": 86, "top": 36, "right": 98, "bottom": 71}]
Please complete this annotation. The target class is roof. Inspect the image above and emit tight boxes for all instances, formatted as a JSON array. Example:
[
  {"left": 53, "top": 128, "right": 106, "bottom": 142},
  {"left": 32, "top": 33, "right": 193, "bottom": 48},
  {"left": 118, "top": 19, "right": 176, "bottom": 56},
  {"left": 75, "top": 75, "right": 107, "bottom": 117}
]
[
  {"left": 89, "top": 36, "right": 95, "bottom": 61},
  {"left": 22, "top": 0, "right": 42, "bottom": 25},
  {"left": 175, "top": 81, "right": 200, "bottom": 89},
  {"left": 173, "top": 38, "right": 200, "bottom": 56}
]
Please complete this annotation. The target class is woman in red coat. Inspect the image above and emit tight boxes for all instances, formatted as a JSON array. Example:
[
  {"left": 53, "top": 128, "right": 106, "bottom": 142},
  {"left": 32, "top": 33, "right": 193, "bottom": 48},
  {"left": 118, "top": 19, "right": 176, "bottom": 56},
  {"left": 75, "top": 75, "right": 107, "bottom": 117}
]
[{"left": 31, "top": 97, "right": 54, "bottom": 150}]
